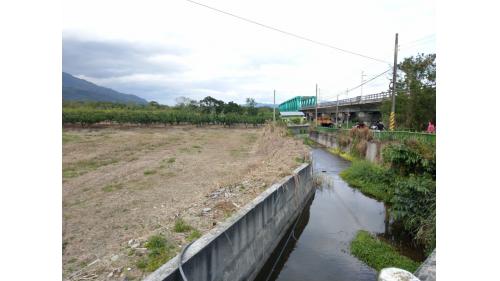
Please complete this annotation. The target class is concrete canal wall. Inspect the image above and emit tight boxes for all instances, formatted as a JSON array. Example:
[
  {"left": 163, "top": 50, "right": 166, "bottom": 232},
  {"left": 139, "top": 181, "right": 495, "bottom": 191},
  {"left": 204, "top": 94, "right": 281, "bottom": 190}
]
[
  {"left": 144, "top": 163, "right": 313, "bottom": 281},
  {"left": 308, "top": 130, "right": 381, "bottom": 163}
]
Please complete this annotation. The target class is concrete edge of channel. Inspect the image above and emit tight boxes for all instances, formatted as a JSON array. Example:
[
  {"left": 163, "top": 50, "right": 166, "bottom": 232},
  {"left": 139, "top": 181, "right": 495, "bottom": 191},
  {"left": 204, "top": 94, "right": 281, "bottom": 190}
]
[{"left": 143, "top": 162, "right": 313, "bottom": 281}]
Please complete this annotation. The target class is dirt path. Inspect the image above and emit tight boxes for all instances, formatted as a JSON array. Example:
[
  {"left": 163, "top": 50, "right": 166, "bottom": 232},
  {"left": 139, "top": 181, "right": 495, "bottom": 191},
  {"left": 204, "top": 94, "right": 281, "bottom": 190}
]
[{"left": 62, "top": 124, "right": 309, "bottom": 281}]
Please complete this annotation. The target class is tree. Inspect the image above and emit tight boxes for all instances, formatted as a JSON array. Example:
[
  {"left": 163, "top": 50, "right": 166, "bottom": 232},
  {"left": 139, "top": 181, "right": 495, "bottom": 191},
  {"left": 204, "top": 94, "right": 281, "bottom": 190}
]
[
  {"left": 246, "top": 98, "right": 258, "bottom": 115},
  {"left": 381, "top": 53, "right": 436, "bottom": 131},
  {"left": 175, "top": 96, "right": 199, "bottom": 110},
  {"left": 223, "top": 101, "right": 243, "bottom": 114},
  {"left": 200, "top": 96, "right": 225, "bottom": 114},
  {"left": 148, "top": 101, "right": 160, "bottom": 109}
]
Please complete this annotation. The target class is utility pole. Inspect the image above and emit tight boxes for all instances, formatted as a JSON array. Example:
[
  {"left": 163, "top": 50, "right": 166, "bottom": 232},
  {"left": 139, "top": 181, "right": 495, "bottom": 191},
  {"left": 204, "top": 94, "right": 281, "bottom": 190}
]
[
  {"left": 360, "top": 71, "right": 366, "bottom": 97},
  {"left": 335, "top": 94, "right": 339, "bottom": 126},
  {"left": 390, "top": 33, "right": 398, "bottom": 131},
  {"left": 315, "top": 84, "right": 318, "bottom": 127},
  {"left": 273, "top": 89, "right": 276, "bottom": 123},
  {"left": 346, "top": 88, "right": 349, "bottom": 128}
]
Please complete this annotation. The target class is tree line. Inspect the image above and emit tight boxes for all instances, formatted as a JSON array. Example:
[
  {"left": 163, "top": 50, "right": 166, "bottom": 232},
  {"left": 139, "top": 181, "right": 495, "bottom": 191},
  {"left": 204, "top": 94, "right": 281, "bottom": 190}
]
[{"left": 62, "top": 96, "right": 274, "bottom": 127}]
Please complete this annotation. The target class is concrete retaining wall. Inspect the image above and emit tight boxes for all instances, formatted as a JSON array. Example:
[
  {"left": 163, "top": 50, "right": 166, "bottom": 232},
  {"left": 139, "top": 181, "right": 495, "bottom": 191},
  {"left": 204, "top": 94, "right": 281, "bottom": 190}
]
[
  {"left": 144, "top": 163, "right": 313, "bottom": 281},
  {"left": 414, "top": 249, "right": 436, "bottom": 281},
  {"left": 308, "top": 130, "right": 339, "bottom": 149},
  {"left": 287, "top": 124, "right": 309, "bottom": 135},
  {"left": 309, "top": 130, "right": 381, "bottom": 163}
]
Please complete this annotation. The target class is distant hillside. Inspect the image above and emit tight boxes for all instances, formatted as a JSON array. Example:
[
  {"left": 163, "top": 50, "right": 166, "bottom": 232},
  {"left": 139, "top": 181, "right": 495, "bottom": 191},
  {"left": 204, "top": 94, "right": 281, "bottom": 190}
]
[
  {"left": 62, "top": 72, "right": 147, "bottom": 104},
  {"left": 255, "top": 103, "right": 278, "bottom": 108}
]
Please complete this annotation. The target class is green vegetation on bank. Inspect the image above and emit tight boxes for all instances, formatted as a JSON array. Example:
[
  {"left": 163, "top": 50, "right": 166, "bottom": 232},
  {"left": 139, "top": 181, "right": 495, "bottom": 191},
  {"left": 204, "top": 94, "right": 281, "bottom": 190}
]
[
  {"left": 338, "top": 137, "right": 436, "bottom": 255},
  {"left": 136, "top": 235, "right": 176, "bottom": 272},
  {"left": 339, "top": 160, "right": 394, "bottom": 202},
  {"left": 350, "top": 230, "right": 420, "bottom": 272}
]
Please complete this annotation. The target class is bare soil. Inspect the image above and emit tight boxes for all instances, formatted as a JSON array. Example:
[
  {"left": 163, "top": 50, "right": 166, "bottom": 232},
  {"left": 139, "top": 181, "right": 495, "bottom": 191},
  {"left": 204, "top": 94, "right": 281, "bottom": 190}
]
[{"left": 62, "top": 124, "right": 309, "bottom": 281}]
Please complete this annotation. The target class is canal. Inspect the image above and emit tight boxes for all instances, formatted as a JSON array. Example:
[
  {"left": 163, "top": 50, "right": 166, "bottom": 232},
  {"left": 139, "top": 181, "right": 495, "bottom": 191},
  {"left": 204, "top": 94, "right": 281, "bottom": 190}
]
[{"left": 255, "top": 148, "right": 424, "bottom": 281}]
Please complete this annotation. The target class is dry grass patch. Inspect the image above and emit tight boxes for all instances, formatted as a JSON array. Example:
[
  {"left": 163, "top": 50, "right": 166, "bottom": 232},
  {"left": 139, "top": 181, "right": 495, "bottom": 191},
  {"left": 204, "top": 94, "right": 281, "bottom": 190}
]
[{"left": 62, "top": 125, "right": 309, "bottom": 281}]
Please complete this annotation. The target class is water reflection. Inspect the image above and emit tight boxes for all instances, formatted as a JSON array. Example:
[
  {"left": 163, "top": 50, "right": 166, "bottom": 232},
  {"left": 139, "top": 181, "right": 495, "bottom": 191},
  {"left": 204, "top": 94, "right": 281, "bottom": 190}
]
[{"left": 255, "top": 148, "right": 424, "bottom": 281}]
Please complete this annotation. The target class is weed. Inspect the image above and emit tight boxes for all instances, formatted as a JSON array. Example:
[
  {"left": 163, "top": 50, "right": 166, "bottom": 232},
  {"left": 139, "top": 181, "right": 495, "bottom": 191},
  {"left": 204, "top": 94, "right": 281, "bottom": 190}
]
[
  {"left": 167, "top": 157, "right": 176, "bottom": 163},
  {"left": 295, "top": 156, "right": 305, "bottom": 163},
  {"left": 187, "top": 229, "right": 202, "bottom": 242},
  {"left": 102, "top": 183, "right": 123, "bottom": 192},
  {"left": 192, "top": 145, "right": 201, "bottom": 149},
  {"left": 350, "top": 230, "right": 420, "bottom": 272},
  {"left": 174, "top": 219, "right": 192, "bottom": 233},
  {"left": 302, "top": 137, "right": 316, "bottom": 147},
  {"left": 63, "top": 158, "right": 118, "bottom": 178},
  {"left": 136, "top": 234, "right": 176, "bottom": 272},
  {"left": 62, "top": 132, "right": 82, "bottom": 144},
  {"left": 328, "top": 148, "right": 356, "bottom": 162},
  {"left": 144, "top": 170, "right": 156, "bottom": 176}
]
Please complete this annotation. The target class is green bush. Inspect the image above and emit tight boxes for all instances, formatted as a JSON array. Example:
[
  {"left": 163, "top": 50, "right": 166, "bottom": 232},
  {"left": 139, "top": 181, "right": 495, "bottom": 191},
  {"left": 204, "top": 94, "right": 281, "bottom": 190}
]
[
  {"left": 62, "top": 108, "right": 270, "bottom": 127},
  {"left": 391, "top": 175, "right": 436, "bottom": 254},
  {"left": 382, "top": 140, "right": 435, "bottom": 178},
  {"left": 350, "top": 230, "right": 420, "bottom": 272},
  {"left": 340, "top": 160, "right": 395, "bottom": 202}
]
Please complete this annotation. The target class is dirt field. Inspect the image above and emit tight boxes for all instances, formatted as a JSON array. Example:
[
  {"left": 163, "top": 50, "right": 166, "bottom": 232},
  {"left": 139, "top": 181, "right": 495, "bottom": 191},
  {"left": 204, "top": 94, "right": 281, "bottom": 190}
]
[{"left": 62, "top": 124, "right": 309, "bottom": 281}]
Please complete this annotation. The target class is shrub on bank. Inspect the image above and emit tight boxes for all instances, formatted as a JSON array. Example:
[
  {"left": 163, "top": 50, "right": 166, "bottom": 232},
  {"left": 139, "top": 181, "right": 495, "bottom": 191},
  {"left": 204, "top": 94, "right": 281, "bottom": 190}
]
[
  {"left": 339, "top": 138, "right": 436, "bottom": 255},
  {"left": 382, "top": 140, "right": 435, "bottom": 178},
  {"left": 339, "top": 160, "right": 395, "bottom": 202},
  {"left": 350, "top": 230, "right": 420, "bottom": 272},
  {"left": 392, "top": 175, "right": 436, "bottom": 254}
]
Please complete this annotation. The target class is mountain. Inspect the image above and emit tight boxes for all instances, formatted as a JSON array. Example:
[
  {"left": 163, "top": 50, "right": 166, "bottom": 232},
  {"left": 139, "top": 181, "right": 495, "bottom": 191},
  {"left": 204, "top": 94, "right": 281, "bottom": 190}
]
[
  {"left": 62, "top": 72, "right": 148, "bottom": 104},
  {"left": 255, "top": 103, "right": 278, "bottom": 108}
]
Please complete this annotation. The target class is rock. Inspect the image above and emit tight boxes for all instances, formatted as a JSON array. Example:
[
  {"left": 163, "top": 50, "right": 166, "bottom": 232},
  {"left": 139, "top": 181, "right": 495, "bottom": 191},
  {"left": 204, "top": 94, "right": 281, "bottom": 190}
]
[
  {"left": 110, "top": 255, "right": 119, "bottom": 262},
  {"left": 135, "top": 248, "right": 148, "bottom": 255},
  {"left": 202, "top": 208, "right": 212, "bottom": 214},
  {"left": 128, "top": 239, "right": 140, "bottom": 249},
  {"left": 127, "top": 267, "right": 132, "bottom": 271},
  {"left": 107, "top": 271, "right": 114, "bottom": 278},
  {"left": 378, "top": 268, "right": 420, "bottom": 281}
]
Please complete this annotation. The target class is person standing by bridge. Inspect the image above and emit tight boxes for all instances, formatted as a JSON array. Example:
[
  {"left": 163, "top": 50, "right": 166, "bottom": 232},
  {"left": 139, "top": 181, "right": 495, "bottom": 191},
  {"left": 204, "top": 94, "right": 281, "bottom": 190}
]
[{"left": 427, "top": 121, "right": 436, "bottom": 134}]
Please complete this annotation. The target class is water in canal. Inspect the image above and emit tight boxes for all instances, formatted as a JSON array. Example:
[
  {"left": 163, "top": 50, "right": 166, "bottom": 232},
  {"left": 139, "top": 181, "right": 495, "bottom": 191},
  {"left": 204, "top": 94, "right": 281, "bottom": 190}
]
[{"left": 255, "top": 148, "right": 424, "bottom": 281}]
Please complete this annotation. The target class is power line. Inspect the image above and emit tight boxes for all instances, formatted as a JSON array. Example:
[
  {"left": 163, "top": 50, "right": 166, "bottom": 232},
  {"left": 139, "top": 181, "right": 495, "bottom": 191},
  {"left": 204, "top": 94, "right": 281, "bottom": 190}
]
[
  {"left": 320, "top": 68, "right": 392, "bottom": 101},
  {"left": 347, "top": 68, "right": 391, "bottom": 92},
  {"left": 184, "top": 0, "right": 391, "bottom": 64},
  {"left": 400, "top": 34, "right": 435, "bottom": 48}
]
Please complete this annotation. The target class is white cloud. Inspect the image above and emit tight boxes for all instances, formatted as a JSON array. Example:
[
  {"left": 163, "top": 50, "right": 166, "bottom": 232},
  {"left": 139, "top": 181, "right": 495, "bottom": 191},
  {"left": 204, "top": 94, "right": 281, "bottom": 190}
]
[{"left": 63, "top": 0, "right": 435, "bottom": 105}]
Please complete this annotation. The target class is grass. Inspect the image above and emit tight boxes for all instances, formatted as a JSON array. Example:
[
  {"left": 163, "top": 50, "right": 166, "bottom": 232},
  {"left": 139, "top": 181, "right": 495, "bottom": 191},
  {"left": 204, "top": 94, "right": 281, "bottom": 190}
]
[
  {"left": 295, "top": 156, "right": 306, "bottom": 163},
  {"left": 136, "top": 234, "right": 176, "bottom": 272},
  {"left": 229, "top": 147, "right": 247, "bottom": 158},
  {"left": 62, "top": 132, "right": 82, "bottom": 144},
  {"left": 166, "top": 157, "right": 176, "bottom": 163},
  {"left": 327, "top": 147, "right": 356, "bottom": 162},
  {"left": 302, "top": 137, "right": 316, "bottom": 147},
  {"left": 350, "top": 230, "right": 420, "bottom": 272},
  {"left": 187, "top": 229, "right": 202, "bottom": 242},
  {"left": 244, "top": 132, "right": 258, "bottom": 143},
  {"left": 102, "top": 183, "right": 123, "bottom": 192},
  {"left": 63, "top": 158, "right": 118, "bottom": 178},
  {"left": 339, "top": 160, "right": 394, "bottom": 203},
  {"left": 143, "top": 169, "right": 157, "bottom": 176},
  {"left": 174, "top": 219, "right": 192, "bottom": 233}
]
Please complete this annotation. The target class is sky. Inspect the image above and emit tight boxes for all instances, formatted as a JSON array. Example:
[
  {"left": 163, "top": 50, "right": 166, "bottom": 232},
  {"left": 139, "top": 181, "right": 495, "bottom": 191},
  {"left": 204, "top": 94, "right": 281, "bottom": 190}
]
[{"left": 62, "top": 0, "right": 435, "bottom": 105}]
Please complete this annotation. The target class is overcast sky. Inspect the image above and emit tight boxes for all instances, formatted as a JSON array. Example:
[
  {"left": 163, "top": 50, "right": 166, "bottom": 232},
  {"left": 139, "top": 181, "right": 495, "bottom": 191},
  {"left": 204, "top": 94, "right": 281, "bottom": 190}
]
[{"left": 63, "top": 0, "right": 435, "bottom": 105}]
